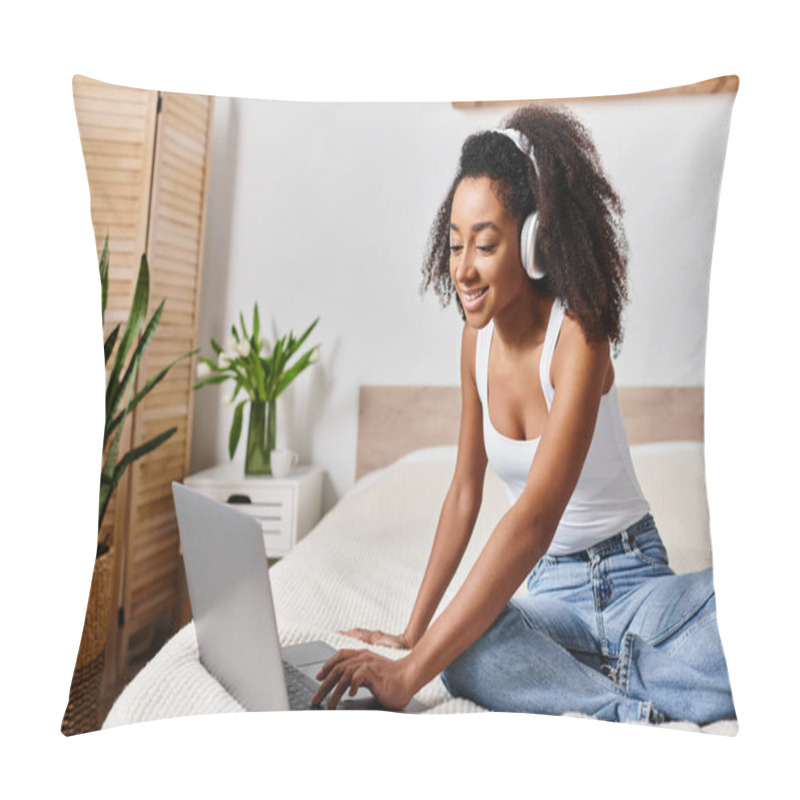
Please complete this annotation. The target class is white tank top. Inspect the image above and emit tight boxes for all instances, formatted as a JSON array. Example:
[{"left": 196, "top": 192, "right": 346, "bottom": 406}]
[{"left": 476, "top": 298, "right": 650, "bottom": 555}]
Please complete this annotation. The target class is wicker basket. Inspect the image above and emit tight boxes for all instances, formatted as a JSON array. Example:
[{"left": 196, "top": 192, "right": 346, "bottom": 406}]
[{"left": 61, "top": 547, "right": 114, "bottom": 736}]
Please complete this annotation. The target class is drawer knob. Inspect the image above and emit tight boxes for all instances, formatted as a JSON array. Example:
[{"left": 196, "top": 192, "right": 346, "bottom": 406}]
[{"left": 226, "top": 493, "right": 252, "bottom": 504}]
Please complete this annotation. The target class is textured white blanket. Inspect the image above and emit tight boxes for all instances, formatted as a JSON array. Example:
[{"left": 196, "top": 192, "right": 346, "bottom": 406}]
[{"left": 103, "top": 447, "right": 737, "bottom": 735}]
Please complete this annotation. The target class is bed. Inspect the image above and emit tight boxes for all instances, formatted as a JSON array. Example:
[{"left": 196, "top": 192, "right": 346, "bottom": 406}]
[{"left": 102, "top": 385, "right": 737, "bottom": 735}]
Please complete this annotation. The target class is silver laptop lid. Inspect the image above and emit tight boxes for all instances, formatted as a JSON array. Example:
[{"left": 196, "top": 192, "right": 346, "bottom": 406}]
[{"left": 172, "top": 482, "right": 290, "bottom": 712}]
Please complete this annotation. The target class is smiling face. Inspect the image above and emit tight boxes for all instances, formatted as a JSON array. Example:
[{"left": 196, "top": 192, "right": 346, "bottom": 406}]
[{"left": 449, "top": 176, "right": 532, "bottom": 329}]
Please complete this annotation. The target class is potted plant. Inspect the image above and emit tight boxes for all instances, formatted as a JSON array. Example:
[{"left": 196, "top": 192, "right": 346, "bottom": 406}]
[
  {"left": 62, "top": 237, "right": 193, "bottom": 735},
  {"left": 193, "top": 305, "right": 320, "bottom": 475}
]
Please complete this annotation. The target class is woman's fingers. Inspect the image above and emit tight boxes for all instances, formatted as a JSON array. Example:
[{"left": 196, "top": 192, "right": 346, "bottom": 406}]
[
  {"left": 337, "top": 628, "right": 409, "bottom": 649},
  {"left": 312, "top": 649, "right": 368, "bottom": 708},
  {"left": 327, "top": 668, "right": 357, "bottom": 710},
  {"left": 338, "top": 627, "right": 374, "bottom": 644},
  {"left": 348, "top": 666, "right": 367, "bottom": 697}
]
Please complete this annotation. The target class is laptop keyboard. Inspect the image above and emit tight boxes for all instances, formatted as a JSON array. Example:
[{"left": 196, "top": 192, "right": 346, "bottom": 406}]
[{"left": 283, "top": 660, "right": 320, "bottom": 710}]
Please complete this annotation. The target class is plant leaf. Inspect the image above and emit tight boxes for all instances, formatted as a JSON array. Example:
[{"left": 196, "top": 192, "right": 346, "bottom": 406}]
[
  {"left": 99, "top": 235, "right": 110, "bottom": 322},
  {"left": 198, "top": 355, "right": 223, "bottom": 371},
  {"left": 98, "top": 419, "right": 124, "bottom": 531},
  {"left": 239, "top": 311, "right": 249, "bottom": 342},
  {"left": 229, "top": 400, "right": 246, "bottom": 459},
  {"left": 267, "top": 335, "right": 285, "bottom": 399},
  {"left": 107, "top": 349, "right": 196, "bottom": 439},
  {"left": 111, "top": 427, "right": 177, "bottom": 489},
  {"left": 275, "top": 348, "right": 315, "bottom": 397},
  {"left": 104, "top": 324, "right": 120, "bottom": 365},
  {"left": 192, "top": 374, "right": 231, "bottom": 390},
  {"left": 105, "top": 253, "right": 150, "bottom": 420},
  {"left": 249, "top": 346, "right": 266, "bottom": 401},
  {"left": 210, "top": 337, "right": 223, "bottom": 355},
  {"left": 284, "top": 317, "right": 319, "bottom": 361},
  {"left": 105, "top": 297, "right": 164, "bottom": 442},
  {"left": 253, "top": 303, "right": 260, "bottom": 347}
]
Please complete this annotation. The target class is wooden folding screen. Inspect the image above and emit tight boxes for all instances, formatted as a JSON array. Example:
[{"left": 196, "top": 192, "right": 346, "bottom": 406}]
[{"left": 72, "top": 76, "right": 213, "bottom": 701}]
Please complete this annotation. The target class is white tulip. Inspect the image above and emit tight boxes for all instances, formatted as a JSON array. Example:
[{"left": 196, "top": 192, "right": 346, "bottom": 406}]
[
  {"left": 223, "top": 393, "right": 235, "bottom": 407},
  {"left": 227, "top": 334, "right": 238, "bottom": 353},
  {"left": 237, "top": 338, "right": 251, "bottom": 358},
  {"left": 309, "top": 346, "right": 321, "bottom": 364},
  {"left": 218, "top": 353, "right": 231, "bottom": 369},
  {"left": 196, "top": 361, "right": 211, "bottom": 379}
]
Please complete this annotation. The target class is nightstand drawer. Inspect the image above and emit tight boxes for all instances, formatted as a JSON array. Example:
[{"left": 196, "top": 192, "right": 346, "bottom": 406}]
[
  {"left": 191, "top": 485, "right": 295, "bottom": 555},
  {"left": 183, "top": 465, "right": 323, "bottom": 561}
]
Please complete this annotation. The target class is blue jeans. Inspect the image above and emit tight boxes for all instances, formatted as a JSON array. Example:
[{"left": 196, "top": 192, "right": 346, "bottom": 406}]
[{"left": 441, "top": 514, "right": 736, "bottom": 724}]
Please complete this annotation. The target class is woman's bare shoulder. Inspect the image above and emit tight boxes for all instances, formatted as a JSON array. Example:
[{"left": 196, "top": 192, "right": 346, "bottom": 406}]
[{"left": 553, "top": 312, "right": 611, "bottom": 385}]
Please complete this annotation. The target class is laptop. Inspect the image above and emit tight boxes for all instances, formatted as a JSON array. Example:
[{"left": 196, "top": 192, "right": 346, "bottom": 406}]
[{"left": 172, "top": 481, "right": 425, "bottom": 712}]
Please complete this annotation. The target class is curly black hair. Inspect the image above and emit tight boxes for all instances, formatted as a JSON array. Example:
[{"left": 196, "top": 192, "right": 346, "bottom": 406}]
[{"left": 420, "top": 104, "right": 629, "bottom": 349}]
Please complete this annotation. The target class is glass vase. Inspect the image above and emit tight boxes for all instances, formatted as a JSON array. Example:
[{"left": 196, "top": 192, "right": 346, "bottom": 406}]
[{"left": 245, "top": 399, "right": 276, "bottom": 475}]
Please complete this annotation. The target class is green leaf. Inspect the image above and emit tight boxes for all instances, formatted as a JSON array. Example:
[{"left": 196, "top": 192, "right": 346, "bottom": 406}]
[
  {"left": 98, "top": 419, "right": 124, "bottom": 531},
  {"left": 99, "top": 235, "right": 110, "bottom": 322},
  {"left": 104, "top": 325, "right": 120, "bottom": 365},
  {"left": 106, "top": 297, "right": 164, "bottom": 440},
  {"left": 111, "top": 427, "right": 177, "bottom": 489},
  {"left": 229, "top": 400, "right": 246, "bottom": 459},
  {"left": 249, "top": 346, "right": 266, "bottom": 401},
  {"left": 275, "top": 348, "right": 315, "bottom": 398},
  {"left": 192, "top": 374, "right": 231, "bottom": 391},
  {"left": 105, "top": 253, "right": 150, "bottom": 420},
  {"left": 107, "top": 349, "right": 196, "bottom": 439},
  {"left": 267, "top": 336, "right": 285, "bottom": 399},
  {"left": 198, "top": 355, "right": 223, "bottom": 371},
  {"left": 227, "top": 360, "right": 249, "bottom": 386},
  {"left": 210, "top": 337, "right": 223, "bottom": 355},
  {"left": 231, "top": 324, "right": 239, "bottom": 343},
  {"left": 253, "top": 303, "right": 260, "bottom": 347},
  {"left": 284, "top": 317, "right": 319, "bottom": 361},
  {"left": 239, "top": 311, "right": 249, "bottom": 342}
]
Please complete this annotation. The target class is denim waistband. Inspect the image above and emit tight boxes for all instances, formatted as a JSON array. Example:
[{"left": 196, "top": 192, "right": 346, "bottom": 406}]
[{"left": 547, "top": 513, "right": 656, "bottom": 564}]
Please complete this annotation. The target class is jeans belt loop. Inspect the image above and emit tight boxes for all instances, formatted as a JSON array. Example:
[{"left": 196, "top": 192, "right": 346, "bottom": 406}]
[{"left": 619, "top": 529, "right": 630, "bottom": 554}]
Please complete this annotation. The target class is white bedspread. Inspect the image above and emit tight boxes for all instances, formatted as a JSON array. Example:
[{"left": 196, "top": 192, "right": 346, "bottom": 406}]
[{"left": 103, "top": 445, "right": 738, "bottom": 735}]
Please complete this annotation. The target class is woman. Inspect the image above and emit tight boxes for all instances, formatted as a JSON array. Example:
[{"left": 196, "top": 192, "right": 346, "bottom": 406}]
[{"left": 312, "top": 104, "right": 736, "bottom": 724}]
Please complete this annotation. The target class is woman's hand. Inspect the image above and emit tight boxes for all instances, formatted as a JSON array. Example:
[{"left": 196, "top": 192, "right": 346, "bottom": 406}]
[
  {"left": 311, "top": 649, "right": 416, "bottom": 710},
  {"left": 337, "top": 628, "right": 412, "bottom": 650}
]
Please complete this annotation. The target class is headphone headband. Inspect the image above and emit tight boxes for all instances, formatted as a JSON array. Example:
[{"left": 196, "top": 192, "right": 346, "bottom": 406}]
[
  {"left": 491, "top": 127, "right": 545, "bottom": 280},
  {"left": 492, "top": 128, "right": 539, "bottom": 178}
]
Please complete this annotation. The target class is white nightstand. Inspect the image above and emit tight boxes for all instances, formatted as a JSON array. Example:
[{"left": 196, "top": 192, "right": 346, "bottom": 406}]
[{"left": 183, "top": 463, "right": 324, "bottom": 559}]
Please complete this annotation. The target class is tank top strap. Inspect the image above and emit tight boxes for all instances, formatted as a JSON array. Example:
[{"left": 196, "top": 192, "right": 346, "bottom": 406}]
[
  {"left": 475, "top": 319, "right": 492, "bottom": 407},
  {"left": 539, "top": 298, "right": 567, "bottom": 410}
]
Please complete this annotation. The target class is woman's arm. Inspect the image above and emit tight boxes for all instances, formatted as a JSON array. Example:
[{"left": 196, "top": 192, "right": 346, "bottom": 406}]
[
  {"left": 402, "top": 324, "right": 488, "bottom": 646},
  {"left": 314, "top": 318, "right": 610, "bottom": 708},
  {"left": 403, "top": 318, "right": 611, "bottom": 690},
  {"left": 340, "top": 324, "right": 487, "bottom": 649}
]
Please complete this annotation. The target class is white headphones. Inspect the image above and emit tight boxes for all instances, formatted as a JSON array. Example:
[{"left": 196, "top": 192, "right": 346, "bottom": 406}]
[{"left": 493, "top": 128, "right": 546, "bottom": 281}]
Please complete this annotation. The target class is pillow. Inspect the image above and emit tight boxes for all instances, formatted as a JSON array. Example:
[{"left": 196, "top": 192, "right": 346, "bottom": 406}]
[{"left": 63, "top": 75, "right": 738, "bottom": 736}]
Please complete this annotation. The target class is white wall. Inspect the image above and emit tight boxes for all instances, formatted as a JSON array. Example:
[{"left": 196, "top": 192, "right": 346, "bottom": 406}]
[{"left": 190, "top": 93, "right": 735, "bottom": 510}]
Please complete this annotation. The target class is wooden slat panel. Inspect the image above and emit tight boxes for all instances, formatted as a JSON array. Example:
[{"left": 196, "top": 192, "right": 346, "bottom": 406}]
[
  {"left": 120, "top": 88, "right": 213, "bottom": 678},
  {"left": 151, "top": 238, "right": 200, "bottom": 264},
  {"left": 158, "top": 149, "right": 206, "bottom": 184},
  {"left": 73, "top": 76, "right": 150, "bottom": 103},
  {"left": 129, "top": 570, "right": 181, "bottom": 624},
  {"left": 74, "top": 97, "right": 149, "bottom": 118},
  {"left": 355, "top": 385, "right": 705, "bottom": 480},
  {"left": 72, "top": 75, "right": 161, "bottom": 705},
  {"left": 159, "top": 161, "right": 204, "bottom": 195}
]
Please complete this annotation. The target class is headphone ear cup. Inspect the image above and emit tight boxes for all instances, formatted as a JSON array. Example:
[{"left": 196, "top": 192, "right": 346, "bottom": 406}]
[{"left": 520, "top": 213, "right": 545, "bottom": 280}]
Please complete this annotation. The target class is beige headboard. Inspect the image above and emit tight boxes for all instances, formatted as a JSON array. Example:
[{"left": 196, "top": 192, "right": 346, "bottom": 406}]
[{"left": 355, "top": 385, "right": 703, "bottom": 480}]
